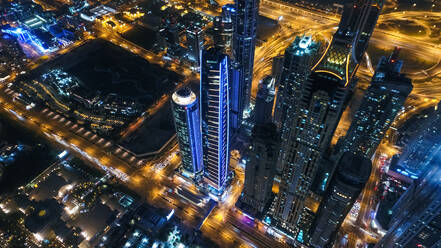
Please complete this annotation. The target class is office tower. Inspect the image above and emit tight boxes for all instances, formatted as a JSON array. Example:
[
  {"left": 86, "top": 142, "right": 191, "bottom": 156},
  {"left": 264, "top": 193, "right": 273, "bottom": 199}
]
[
  {"left": 214, "top": 5, "right": 235, "bottom": 56},
  {"left": 171, "top": 87, "right": 203, "bottom": 178},
  {"left": 336, "top": 48, "right": 412, "bottom": 158},
  {"left": 375, "top": 153, "right": 441, "bottom": 248},
  {"left": 186, "top": 27, "right": 204, "bottom": 64},
  {"left": 254, "top": 76, "right": 275, "bottom": 125},
  {"left": 273, "top": 36, "right": 319, "bottom": 173},
  {"left": 233, "top": 0, "right": 259, "bottom": 123},
  {"left": 239, "top": 122, "right": 279, "bottom": 216},
  {"left": 273, "top": 36, "right": 319, "bottom": 130},
  {"left": 200, "top": 49, "right": 230, "bottom": 193},
  {"left": 311, "top": 0, "right": 383, "bottom": 85},
  {"left": 273, "top": 0, "right": 381, "bottom": 235},
  {"left": 309, "top": 152, "right": 371, "bottom": 248},
  {"left": 394, "top": 102, "right": 441, "bottom": 178},
  {"left": 271, "top": 55, "right": 284, "bottom": 87}
]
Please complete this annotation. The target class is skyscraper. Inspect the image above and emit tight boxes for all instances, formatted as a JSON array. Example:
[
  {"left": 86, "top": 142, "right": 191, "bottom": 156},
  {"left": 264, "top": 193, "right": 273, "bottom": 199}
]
[
  {"left": 171, "top": 87, "right": 203, "bottom": 178},
  {"left": 200, "top": 49, "right": 230, "bottom": 193},
  {"left": 186, "top": 27, "right": 204, "bottom": 64},
  {"left": 309, "top": 152, "right": 371, "bottom": 248},
  {"left": 214, "top": 4, "right": 235, "bottom": 57},
  {"left": 254, "top": 76, "right": 275, "bottom": 125},
  {"left": 273, "top": 0, "right": 381, "bottom": 235},
  {"left": 336, "top": 48, "right": 412, "bottom": 159},
  {"left": 311, "top": 0, "right": 383, "bottom": 85},
  {"left": 239, "top": 122, "right": 279, "bottom": 216},
  {"left": 375, "top": 153, "right": 441, "bottom": 248},
  {"left": 394, "top": 102, "right": 441, "bottom": 178},
  {"left": 273, "top": 35, "right": 319, "bottom": 171},
  {"left": 233, "top": 0, "right": 259, "bottom": 123}
]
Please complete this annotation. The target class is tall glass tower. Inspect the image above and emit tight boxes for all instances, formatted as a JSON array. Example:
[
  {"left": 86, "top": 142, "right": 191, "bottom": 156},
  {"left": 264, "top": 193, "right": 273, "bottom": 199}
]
[
  {"left": 273, "top": 36, "right": 319, "bottom": 172},
  {"left": 273, "top": 0, "right": 382, "bottom": 236},
  {"left": 375, "top": 153, "right": 441, "bottom": 247},
  {"left": 309, "top": 152, "right": 371, "bottom": 247},
  {"left": 233, "top": 0, "right": 260, "bottom": 124},
  {"left": 335, "top": 48, "right": 412, "bottom": 159},
  {"left": 171, "top": 87, "right": 203, "bottom": 178},
  {"left": 200, "top": 49, "right": 230, "bottom": 193}
]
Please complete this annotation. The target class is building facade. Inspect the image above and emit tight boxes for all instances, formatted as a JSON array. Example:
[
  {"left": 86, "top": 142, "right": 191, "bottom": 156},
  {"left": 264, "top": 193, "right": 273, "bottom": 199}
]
[
  {"left": 233, "top": 0, "right": 260, "bottom": 124},
  {"left": 273, "top": 35, "right": 319, "bottom": 171},
  {"left": 336, "top": 48, "right": 412, "bottom": 159},
  {"left": 254, "top": 76, "right": 275, "bottom": 125},
  {"left": 171, "top": 87, "right": 203, "bottom": 178},
  {"left": 186, "top": 27, "right": 204, "bottom": 64},
  {"left": 375, "top": 153, "right": 441, "bottom": 248},
  {"left": 394, "top": 102, "right": 441, "bottom": 178},
  {"left": 200, "top": 49, "right": 230, "bottom": 193},
  {"left": 273, "top": 0, "right": 382, "bottom": 236},
  {"left": 309, "top": 152, "right": 371, "bottom": 247},
  {"left": 240, "top": 122, "right": 279, "bottom": 216}
]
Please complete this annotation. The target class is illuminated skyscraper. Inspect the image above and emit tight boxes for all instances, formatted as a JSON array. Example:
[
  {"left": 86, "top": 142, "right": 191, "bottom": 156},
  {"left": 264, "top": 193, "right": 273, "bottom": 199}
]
[
  {"left": 311, "top": 0, "right": 383, "bottom": 85},
  {"left": 214, "top": 5, "right": 235, "bottom": 57},
  {"left": 239, "top": 122, "right": 279, "bottom": 216},
  {"left": 375, "top": 153, "right": 441, "bottom": 248},
  {"left": 273, "top": 35, "right": 319, "bottom": 171},
  {"left": 336, "top": 48, "right": 412, "bottom": 158},
  {"left": 171, "top": 87, "right": 203, "bottom": 178},
  {"left": 273, "top": 0, "right": 382, "bottom": 236},
  {"left": 309, "top": 152, "right": 371, "bottom": 247},
  {"left": 186, "top": 27, "right": 204, "bottom": 64},
  {"left": 233, "top": 0, "right": 259, "bottom": 123},
  {"left": 200, "top": 49, "right": 230, "bottom": 193},
  {"left": 394, "top": 102, "right": 441, "bottom": 178}
]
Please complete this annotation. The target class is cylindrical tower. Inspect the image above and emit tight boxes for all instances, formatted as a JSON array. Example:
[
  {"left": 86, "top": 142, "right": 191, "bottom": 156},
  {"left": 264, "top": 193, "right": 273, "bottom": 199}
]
[{"left": 171, "top": 87, "right": 203, "bottom": 178}]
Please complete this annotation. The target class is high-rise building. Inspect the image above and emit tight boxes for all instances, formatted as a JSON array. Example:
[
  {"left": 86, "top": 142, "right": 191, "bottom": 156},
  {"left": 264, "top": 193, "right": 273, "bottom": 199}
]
[
  {"left": 214, "top": 4, "right": 235, "bottom": 56},
  {"left": 309, "top": 152, "right": 371, "bottom": 248},
  {"left": 233, "top": 0, "right": 259, "bottom": 123},
  {"left": 171, "top": 87, "right": 203, "bottom": 178},
  {"left": 186, "top": 27, "right": 204, "bottom": 64},
  {"left": 273, "top": 0, "right": 381, "bottom": 236},
  {"left": 200, "top": 49, "right": 230, "bottom": 193},
  {"left": 393, "top": 102, "right": 441, "bottom": 178},
  {"left": 239, "top": 122, "right": 279, "bottom": 216},
  {"left": 254, "top": 76, "right": 275, "bottom": 125},
  {"left": 375, "top": 153, "right": 441, "bottom": 248},
  {"left": 311, "top": 0, "right": 383, "bottom": 85},
  {"left": 335, "top": 48, "right": 412, "bottom": 159},
  {"left": 273, "top": 36, "right": 319, "bottom": 172}
]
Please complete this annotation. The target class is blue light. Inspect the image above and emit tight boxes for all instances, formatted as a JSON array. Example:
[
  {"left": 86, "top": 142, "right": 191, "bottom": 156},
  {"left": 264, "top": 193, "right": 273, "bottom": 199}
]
[
  {"left": 264, "top": 216, "right": 271, "bottom": 225},
  {"left": 296, "top": 230, "right": 304, "bottom": 243},
  {"left": 58, "top": 150, "right": 68, "bottom": 159},
  {"left": 166, "top": 209, "right": 175, "bottom": 221},
  {"left": 1, "top": 27, "right": 51, "bottom": 54}
]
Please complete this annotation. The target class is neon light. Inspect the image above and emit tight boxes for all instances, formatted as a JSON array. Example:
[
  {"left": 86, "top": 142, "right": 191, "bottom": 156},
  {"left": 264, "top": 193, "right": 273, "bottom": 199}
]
[
  {"left": 58, "top": 150, "right": 68, "bottom": 159},
  {"left": 314, "top": 70, "right": 343, "bottom": 80},
  {"left": 166, "top": 209, "right": 175, "bottom": 220},
  {"left": 311, "top": 36, "right": 333, "bottom": 71},
  {"left": 345, "top": 53, "right": 351, "bottom": 86}
]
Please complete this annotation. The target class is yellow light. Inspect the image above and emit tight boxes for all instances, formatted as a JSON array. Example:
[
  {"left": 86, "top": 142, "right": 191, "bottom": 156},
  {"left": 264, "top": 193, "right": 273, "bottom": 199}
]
[
  {"left": 312, "top": 36, "right": 333, "bottom": 71},
  {"left": 314, "top": 70, "right": 343, "bottom": 80}
]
